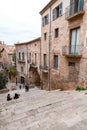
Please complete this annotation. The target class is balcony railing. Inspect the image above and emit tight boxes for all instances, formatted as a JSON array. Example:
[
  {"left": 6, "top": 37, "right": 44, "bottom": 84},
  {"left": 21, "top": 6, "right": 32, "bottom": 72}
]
[
  {"left": 30, "top": 63, "right": 37, "bottom": 68},
  {"left": 65, "top": 0, "right": 84, "bottom": 20},
  {"left": 18, "top": 59, "right": 25, "bottom": 63},
  {"left": 62, "top": 45, "right": 83, "bottom": 58},
  {"left": 27, "top": 59, "right": 31, "bottom": 64},
  {"left": 39, "top": 65, "right": 48, "bottom": 72}
]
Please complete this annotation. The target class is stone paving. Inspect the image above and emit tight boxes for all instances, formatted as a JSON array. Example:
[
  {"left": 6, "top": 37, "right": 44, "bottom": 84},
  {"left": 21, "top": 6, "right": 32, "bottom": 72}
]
[{"left": 0, "top": 87, "right": 87, "bottom": 130}]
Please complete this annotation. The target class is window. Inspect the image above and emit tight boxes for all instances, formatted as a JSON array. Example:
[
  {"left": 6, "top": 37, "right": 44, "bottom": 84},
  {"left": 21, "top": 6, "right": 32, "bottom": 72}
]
[
  {"left": 68, "top": 62, "right": 75, "bottom": 67},
  {"left": 42, "top": 14, "right": 49, "bottom": 26},
  {"left": 0, "top": 62, "right": 2, "bottom": 68},
  {"left": 54, "top": 55, "right": 58, "bottom": 69},
  {"left": 19, "top": 52, "right": 21, "bottom": 60},
  {"left": 21, "top": 66, "right": 24, "bottom": 72},
  {"left": 70, "top": 0, "right": 84, "bottom": 16},
  {"left": 0, "top": 53, "right": 2, "bottom": 57},
  {"left": 29, "top": 53, "right": 31, "bottom": 62},
  {"left": 43, "top": 54, "right": 47, "bottom": 67},
  {"left": 52, "top": 2, "right": 63, "bottom": 20},
  {"left": 21, "top": 76, "right": 25, "bottom": 84},
  {"left": 35, "top": 53, "right": 36, "bottom": 64},
  {"left": 45, "top": 14, "right": 49, "bottom": 25},
  {"left": 22, "top": 52, "right": 25, "bottom": 61},
  {"left": 70, "top": 28, "right": 80, "bottom": 54},
  {"left": 55, "top": 28, "right": 59, "bottom": 38},
  {"left": 44, "top": 33, "right": 47, "bottom": 40}
]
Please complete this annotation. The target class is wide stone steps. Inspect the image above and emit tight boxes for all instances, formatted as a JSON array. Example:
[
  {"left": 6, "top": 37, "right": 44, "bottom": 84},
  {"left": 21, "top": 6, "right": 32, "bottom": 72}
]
[{"left": 0, "top": 88, "right": 87, "bottom": 130}]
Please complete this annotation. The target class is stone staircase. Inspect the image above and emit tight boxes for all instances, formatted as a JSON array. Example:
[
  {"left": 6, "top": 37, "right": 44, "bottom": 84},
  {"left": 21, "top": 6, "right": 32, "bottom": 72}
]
[{"left": 0, "top": 88, "right": 87, "bottom": 130}]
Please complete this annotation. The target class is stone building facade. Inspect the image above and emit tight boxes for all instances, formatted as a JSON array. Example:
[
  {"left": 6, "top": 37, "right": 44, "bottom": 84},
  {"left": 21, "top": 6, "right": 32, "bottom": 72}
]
[
  {"left": 6, "top": 45, "right": 15, "bottom": 67},
  {"left": 40, "top": 0, "right": 87, "bottom": 90},
  {"left": 0, "top": 41, "right": 6, "bottom": 70},
  {"left": 0, "top": 41, "right": 15, "bottom": 70},
  {"left": 15, "top": 37, "right": 41, "bottom": 86}
]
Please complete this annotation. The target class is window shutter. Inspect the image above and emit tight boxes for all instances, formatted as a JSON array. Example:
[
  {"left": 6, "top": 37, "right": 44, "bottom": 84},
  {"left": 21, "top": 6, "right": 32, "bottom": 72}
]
[
  {"left": 52, "top": 8, "right": 56, "bottom": 20},
  {"left": 59, "top": 3, "right": 63, "bottom": 16},
  {"left": 42, "top": 17, "right": 44, "bottom": 27},
  {"left": 70, "top": 0, "right": 73, "bottom": 16},
  {"left": 47, "top": 14, "right": 49, "bottom": 24},
  {"left": 78, "top": 0, "right": 84, "bottom": 11}
]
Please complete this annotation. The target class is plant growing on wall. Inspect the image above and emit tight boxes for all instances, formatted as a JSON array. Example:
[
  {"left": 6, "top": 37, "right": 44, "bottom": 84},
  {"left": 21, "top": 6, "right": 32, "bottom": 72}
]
[
  {"left": 12, "top": 50, "right": 16, "bottom": 67},
  {"left": 9, "top": 66, "right": 17, "bottom": 77},
  {"left": 0, "top": 71, "right": 8, "bottom": 90}
]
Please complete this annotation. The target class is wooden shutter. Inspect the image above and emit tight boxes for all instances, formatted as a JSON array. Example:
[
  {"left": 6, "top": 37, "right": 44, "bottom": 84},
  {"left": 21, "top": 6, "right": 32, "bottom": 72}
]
[
  {"left": 78, "top": 0, "right": 84, "bottom": 11},
  {"left": 69, "top": 0, "right": 73, "bottom": 16},
  {"left": 52, "top": 8, "right": 56, "bottom": 20},
  {"left": 59, "top": 3, "right": 63, "bottom": 16},
  {"left": 47, "top": 14, "right": 49, "bottom": 24},
  {"left": 42, "top": 17, "right": 44, "bottom": 27}
]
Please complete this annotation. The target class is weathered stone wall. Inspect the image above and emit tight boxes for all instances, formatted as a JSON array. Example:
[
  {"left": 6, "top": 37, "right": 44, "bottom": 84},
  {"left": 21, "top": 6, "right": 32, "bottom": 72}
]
[
  {"left": 40, "top": 0, "right": 87, "bottom": 90},
  {"left": 15, "top": 38, "right": 41, "bottom": 85}
]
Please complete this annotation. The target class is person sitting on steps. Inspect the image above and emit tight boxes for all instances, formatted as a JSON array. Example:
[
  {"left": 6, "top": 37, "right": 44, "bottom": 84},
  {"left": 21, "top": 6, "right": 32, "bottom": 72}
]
[
  {"left": 14, "top": 93, "right": 20, "bottom": 99},
  {"left": 7, "top": 94, "right": 12, "bottom": 101}
]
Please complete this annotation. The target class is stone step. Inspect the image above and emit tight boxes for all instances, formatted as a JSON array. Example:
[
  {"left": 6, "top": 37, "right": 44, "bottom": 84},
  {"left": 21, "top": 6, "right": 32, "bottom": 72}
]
[{"left": 1, "top": 88, "right": 87, "bottom": 130}]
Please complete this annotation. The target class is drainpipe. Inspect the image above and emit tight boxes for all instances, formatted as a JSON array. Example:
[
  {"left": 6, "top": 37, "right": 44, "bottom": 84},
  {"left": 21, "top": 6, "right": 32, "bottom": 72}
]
[
  {"left": 48, "top": 7, "right": 51, "bottom": 91},
  {"left": 40, "top": 38, "right": 42, "bottom": 89},
  {"left": 26, "top": 44, "right": 28, "bottom": 84}
]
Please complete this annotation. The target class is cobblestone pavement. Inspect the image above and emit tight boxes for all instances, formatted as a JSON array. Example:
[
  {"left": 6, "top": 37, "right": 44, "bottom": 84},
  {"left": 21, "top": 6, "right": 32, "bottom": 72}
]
[{"left": 0, "top": 87, "right": 87, "bottom": 130}]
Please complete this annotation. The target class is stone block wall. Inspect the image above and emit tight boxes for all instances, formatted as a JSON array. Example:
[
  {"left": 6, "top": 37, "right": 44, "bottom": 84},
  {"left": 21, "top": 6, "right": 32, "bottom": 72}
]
[{"left": 40, "top": 0, "right": 87, "bottom": 90}]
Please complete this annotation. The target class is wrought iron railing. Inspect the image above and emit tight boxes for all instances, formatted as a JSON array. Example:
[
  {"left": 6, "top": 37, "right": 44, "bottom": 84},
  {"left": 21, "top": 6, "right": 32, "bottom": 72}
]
[
  {"left": 39, "top": 65, "right": 48, "bottom": 71},
  {"left": 62, "top": 45, "right": 83, "bottom": 56},
  {"left": 65, "top": 0, "right": 84, "bottom": 19},
  {"left": 30, "top": 62, "right": 37, "bottom": 68},
  {"left": 18, "top": 58, "right": 25, "bottom": 63},
  {"left": 27, "top": 59, "right": 31, "bottom": 63}
]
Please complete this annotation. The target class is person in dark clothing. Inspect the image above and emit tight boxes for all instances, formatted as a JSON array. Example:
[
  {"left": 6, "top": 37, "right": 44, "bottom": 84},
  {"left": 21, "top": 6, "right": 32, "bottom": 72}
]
[
  {"left": 16, "top": 77, "right": 17, "bottom": 85},
  {"left": 14, "top": 93, "right": 20, "bottom": 99},
  {"left": 19, "top": 85, "right": 21, "bottom": 89},
  {"left": 7, "top": 94, "right": 12, "bottom": 101},
  {"left": 25, "top": 84, "right": 29, "bottom": 92}
]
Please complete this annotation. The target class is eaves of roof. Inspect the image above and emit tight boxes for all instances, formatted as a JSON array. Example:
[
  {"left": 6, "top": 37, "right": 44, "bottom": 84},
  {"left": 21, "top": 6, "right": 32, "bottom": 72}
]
[{"left": 39, "top": 0, "right": 57, "bottom": 15}]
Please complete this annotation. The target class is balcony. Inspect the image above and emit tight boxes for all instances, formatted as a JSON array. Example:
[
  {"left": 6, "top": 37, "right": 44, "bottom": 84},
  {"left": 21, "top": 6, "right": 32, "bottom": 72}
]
[
  {"left": 27, "top": 59, "right": 31, "bottom": 64},
  {"left": 65, "top": 0, "right": 85, "bottom": 21},
  {"left": 62, "top": 45, "right": 83, "bottom": 58},
  {"left": 30, "top": 63, "right": 37, "bottom": 68},
  {"left": 18, "top": 59, "right": 25, "bottom": 63},
  {"left": 39, "top": 65, "right": 48, "bottom": 73}
]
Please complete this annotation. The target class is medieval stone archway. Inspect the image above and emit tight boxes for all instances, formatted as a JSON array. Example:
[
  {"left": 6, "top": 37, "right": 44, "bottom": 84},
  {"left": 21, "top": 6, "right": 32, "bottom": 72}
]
[{"left": 29, "top": 67, "right": 40, "bottom": 87}]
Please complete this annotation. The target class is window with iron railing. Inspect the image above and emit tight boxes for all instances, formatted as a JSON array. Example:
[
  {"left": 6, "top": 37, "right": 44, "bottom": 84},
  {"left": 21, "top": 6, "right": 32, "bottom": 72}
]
[
  {"left": 66, "top": 0, "right": 84, "bottom": 18},
  {"left": 19, "top": 52, "right": 21, "bottom": 60},
  {"left": 22, "top": 52, "right": 25, "bottom": 61},
  {"left": 70, "top": 27, "right": 80, "bottom": 54},
  {"left": 70, "top": 0, "right": 84, "bottom": 15},
  {"left": 54, "top": 55, "right": 58, "bottom": 69}
]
